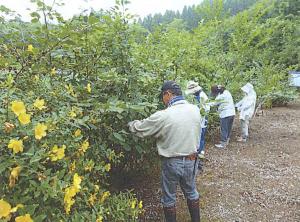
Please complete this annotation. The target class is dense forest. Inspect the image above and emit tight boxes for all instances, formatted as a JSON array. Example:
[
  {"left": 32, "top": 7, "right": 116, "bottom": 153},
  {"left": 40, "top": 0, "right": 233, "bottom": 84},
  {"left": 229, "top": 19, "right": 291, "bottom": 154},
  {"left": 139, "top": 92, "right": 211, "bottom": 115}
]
[
  {"left": 0, "top": 0, "right": 299, "bottom": 221},
  {"left": 139, "top": 0, "right": 259, "bottom": 31}
]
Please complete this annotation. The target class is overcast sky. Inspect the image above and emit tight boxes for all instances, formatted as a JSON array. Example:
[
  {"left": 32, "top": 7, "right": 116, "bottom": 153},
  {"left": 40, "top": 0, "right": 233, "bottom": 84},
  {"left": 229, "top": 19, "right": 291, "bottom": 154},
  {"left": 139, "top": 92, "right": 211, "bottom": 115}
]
[{"left": 0, "top": 0, "right": 202, "bottom": 21}]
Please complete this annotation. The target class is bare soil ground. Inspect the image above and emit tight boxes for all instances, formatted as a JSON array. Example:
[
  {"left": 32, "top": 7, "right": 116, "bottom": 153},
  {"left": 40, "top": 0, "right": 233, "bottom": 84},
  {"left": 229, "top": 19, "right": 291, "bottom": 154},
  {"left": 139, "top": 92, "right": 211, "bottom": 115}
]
[{"left": 138, "top": 99, "right": 300, "bottom": 222}]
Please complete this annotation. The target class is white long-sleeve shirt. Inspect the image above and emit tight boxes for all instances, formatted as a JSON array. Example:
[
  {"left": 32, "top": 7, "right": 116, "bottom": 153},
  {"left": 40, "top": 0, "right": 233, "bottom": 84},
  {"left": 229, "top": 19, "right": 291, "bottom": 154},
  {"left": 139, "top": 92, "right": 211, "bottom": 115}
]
[
  {"left": 196, "top": 91, "right": 210, "bottom": 128},
  {"left": 128, "top": 100, "right": 201, "bottom": 157},
  {"left": 235, "top": 83, "right": 257, "bottom": 120},
  {"left": 210, "top": 90, "right": 236, "bottom": 118}
]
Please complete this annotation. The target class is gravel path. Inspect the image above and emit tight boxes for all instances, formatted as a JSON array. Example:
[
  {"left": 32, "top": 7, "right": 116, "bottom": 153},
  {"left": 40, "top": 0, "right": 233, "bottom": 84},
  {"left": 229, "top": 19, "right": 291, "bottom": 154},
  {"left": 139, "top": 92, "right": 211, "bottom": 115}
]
[{"left": 138, "top": 99, "right": 300, "bottom": 222}]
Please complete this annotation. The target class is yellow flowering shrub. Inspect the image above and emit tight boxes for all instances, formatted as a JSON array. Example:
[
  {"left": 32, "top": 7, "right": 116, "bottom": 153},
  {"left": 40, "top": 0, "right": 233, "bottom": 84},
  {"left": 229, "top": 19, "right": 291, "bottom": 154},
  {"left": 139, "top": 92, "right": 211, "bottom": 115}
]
[{"left": 0, "top": 1, "right": 151, "bottom": 221}]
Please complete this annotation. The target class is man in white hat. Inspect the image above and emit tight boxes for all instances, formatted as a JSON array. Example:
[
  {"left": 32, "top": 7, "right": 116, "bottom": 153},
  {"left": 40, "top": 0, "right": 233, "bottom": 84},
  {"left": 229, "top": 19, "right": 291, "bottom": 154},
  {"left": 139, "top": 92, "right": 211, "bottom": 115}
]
[
  {"left": 185, "top": 81, "right": 210, "bottom": 160},
  {"left": 235, "top": 83, "right": 257, "bottom": 142}
]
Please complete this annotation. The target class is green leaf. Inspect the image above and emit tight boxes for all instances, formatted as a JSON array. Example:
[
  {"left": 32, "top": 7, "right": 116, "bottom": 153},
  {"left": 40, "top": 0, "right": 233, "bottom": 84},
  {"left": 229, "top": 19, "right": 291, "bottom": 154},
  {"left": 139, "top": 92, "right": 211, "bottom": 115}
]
[{"left": 113, "top": 132, "right": 125, "bottom": 142}]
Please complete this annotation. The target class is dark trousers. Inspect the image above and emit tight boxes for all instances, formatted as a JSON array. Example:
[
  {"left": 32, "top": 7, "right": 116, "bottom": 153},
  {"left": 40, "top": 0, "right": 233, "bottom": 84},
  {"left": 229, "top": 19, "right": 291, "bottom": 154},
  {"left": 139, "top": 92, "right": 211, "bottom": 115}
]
[{"left": 220, "top": 116, "right": 234, "bottom": 142}]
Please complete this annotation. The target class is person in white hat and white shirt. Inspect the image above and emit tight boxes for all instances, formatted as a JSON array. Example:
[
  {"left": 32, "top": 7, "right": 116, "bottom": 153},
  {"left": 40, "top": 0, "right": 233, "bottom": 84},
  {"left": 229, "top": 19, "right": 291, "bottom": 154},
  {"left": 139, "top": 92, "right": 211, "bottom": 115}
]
[
  {"left": 185, "top": 81, "right": 210, "bottom": 160},
  {"left": 235, "top": 83, "right": 257, "bottom": 142}
]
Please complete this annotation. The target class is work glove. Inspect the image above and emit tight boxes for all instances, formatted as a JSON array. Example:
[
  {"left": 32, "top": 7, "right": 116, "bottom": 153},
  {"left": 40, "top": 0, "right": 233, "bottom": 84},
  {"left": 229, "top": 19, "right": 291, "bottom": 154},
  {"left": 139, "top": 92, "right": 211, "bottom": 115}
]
[{"left": 127, "top": 121, "right": 136, "bottom": 132}]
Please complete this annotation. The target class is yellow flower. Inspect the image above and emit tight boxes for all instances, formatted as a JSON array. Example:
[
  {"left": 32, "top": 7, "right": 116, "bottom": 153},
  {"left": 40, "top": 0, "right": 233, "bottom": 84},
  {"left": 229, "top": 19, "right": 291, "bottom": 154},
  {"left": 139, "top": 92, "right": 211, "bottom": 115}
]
[
  {"left": 131, "top": 200, "right": 136, "bottom": 209},
  {"left": 4, "top": 122, "right": 15, "bottom": 133},
  {"left": 0, "top": 199, "right": 11, "bottom": 218},
  {"left": 65, "top": 186, "right": 77, "bottom": 200},
  {"left": 69, "top": 111, "right": 77, "bottom": 118},
  {"left": 64, "top": 173, "right": 82, "bottom": 214},
  {"left": 94, "top": 184, "right": 100, "bottom": 192},
  {"left": 74, "top": 129, "right": 81, "bottom": 137},
  {"left": 51, "top": 67, "right": 56, "bottom": 75},
  {"left": 22, "top": 136, "right": 29, "bottom": 141},
  {"left": 27, "top": 45, "right": 34, "bottom": 52},
  {"left": 9, "top": 166, "right": 21, "bottom": 188},
  {"left": 64, "top": 197, "right": 75, "bottom": 215},
  {"left": 34, "top": 123, "right": 47, "bottom": 140},
  {"left": 73, "top": 173, "right": 82, "bottom": 192},
  {"left": 79, "top": 139, "right": 89, "bottom": 153},
  {"left": 64, "top": 186, "right": 76, "bottom": 214},
  {"left": 84, "top": 165, "right": 93, "bottom": 172},
  {"left": 65, "top": 84, "right": 76, "bottom": 97},
  {"left": 18, "top": 113, "right": 31, "bottom": 125},
  {"left": 86, "top": 83, "right": 91, "bottom": 93},
  {"left": 100, "top": 191, "right": 110, "bottom": 203},
  {"left": 96, "top": 215, "right": 103, "bottom": 222},
  {"left": 104, "top": 163, "right": 111, "bottom": 172},
  {"left": 8, "top": 139, "right": 23, "bottom": 154},
  {"left": 15, "top": 213, "right": 33, "bottom": 222},
  {"left": 34, "top": 98, "right": 46, "bottom": 110},
  {"left": 138, "top": 200, "right": 143, "bottom": 209},
  {"left": 10, "top": 204, "right": 24, "bottom": 213},
  {"left": 11, "top": 101, "right": 26, "bottom": 116},
  {"left": 88, "top": 193, "right": 97, "bottom": 206},
  {"left": 49, "top": 145, "right": 66, "bottom": 161}
]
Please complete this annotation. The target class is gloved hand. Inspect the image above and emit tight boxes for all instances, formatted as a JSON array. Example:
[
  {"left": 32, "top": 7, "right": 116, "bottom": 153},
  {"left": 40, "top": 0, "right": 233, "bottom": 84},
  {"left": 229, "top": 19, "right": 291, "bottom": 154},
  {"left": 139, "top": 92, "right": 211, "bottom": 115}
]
[{"left": 127, "top": 121, "right": 136, "bottom": 132}]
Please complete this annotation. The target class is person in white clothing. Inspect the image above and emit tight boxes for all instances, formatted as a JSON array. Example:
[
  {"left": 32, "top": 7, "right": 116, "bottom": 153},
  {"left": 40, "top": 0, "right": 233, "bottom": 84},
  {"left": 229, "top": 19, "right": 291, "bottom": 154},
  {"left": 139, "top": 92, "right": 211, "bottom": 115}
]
[
  {"left": 210, "top": 85, "right": 236, "bottom": 148},
  {"left": 185, "top": 81, "right": 210, "bottom": 160},
  {"left": 235, "top": 83, "right": 257, "bottom": 142}
]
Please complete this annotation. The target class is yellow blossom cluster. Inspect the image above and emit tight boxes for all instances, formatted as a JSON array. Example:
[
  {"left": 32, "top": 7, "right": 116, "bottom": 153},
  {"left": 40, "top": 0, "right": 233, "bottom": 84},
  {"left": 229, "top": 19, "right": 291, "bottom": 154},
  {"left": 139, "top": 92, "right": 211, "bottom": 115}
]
[
  {"left": 8, "top": 100, "right": 48, "bottom": 154},
  {"left": 64, "top": 173, "right": 82, "bottom": 214},
  {"left": 49, "top": 145, "right": 66, "bottom": 161},
  {"left": 78, "top": 139, "right": 89, "bottom": 154},
  {"left": 99, "top": 191, "right": 110, "bottom": 204},
  {"left": 0, "top": 199, "right": 28, "bottom": 221},
  {"left": 11, "top": 101, "right": 31, "bottom": 125}
]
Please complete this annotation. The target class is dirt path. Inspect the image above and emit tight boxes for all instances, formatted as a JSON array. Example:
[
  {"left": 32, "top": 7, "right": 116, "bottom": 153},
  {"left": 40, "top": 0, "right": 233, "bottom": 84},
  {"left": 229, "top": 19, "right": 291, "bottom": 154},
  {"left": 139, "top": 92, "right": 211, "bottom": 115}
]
[{"left": 139, "top": 99, "right": 300, "bottom": 221}]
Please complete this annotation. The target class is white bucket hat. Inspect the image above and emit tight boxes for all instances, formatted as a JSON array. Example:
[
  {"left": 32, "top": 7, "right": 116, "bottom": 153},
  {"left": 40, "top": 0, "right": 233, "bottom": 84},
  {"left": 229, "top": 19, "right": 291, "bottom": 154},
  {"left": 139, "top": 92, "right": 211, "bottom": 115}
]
[{"left": 185, "top": 80, "right": 202, "bottom": 95}]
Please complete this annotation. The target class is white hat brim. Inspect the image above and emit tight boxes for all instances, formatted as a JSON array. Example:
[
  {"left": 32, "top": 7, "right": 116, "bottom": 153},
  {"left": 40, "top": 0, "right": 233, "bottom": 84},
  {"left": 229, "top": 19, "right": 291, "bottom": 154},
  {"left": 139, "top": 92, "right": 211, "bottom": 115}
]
[{"left": 185, "top": 86, "right": 202, "bottom": 95}]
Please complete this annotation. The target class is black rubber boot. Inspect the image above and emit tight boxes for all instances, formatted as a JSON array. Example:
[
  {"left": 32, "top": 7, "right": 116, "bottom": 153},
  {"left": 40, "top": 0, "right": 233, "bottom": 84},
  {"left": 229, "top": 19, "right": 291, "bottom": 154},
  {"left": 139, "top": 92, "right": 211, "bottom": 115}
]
[
  {"left": 163, "top": 205, "right": 176, "bottom": 222},
  {"left": 187, "top": 198, "right": 200, "bottom": 222}
]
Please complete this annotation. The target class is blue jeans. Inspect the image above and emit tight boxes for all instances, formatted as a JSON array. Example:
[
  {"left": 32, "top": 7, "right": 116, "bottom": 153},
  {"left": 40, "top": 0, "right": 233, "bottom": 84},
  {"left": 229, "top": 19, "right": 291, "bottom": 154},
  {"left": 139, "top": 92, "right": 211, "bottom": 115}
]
[
  {"left": 161, "top": 157, "right": 199, "bottom": 207},
  {"left": 220, "top": 115, "right": 234, "bottom": 142},
  {"left": 198, "top": 127, "right": 207, "bottom": 153}
]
